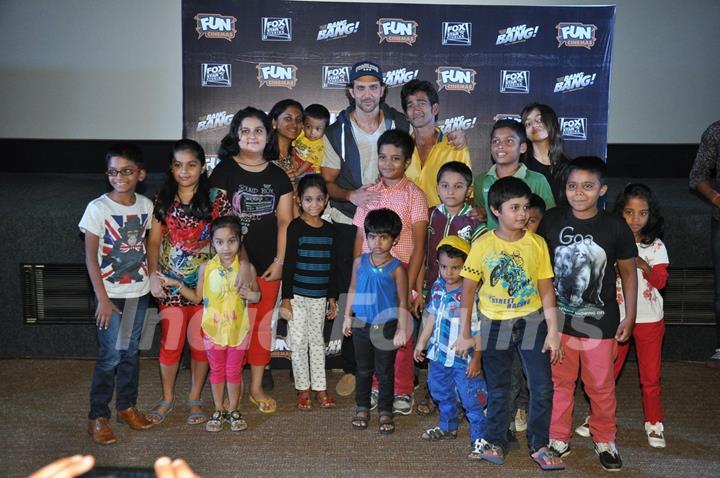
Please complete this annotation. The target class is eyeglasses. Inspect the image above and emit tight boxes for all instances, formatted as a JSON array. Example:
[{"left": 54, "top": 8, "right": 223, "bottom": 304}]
[{"left": 106, "top": 168, "right": 139, "bottom": 177}]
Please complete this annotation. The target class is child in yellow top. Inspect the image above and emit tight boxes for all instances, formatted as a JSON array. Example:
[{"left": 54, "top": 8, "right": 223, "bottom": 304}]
[
  {"left": 293, "top": 104, "right": 331, "bottom": 176},
  {"left": 161, "top": 216, "right": 259, "bottom": 433}
]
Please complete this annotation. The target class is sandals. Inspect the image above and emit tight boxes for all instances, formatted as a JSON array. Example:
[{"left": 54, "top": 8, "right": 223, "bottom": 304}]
[
  {"left": 416, "top": 395, "right": 437, "bottom": 416},
  {"left": 146, "top": 399, "right": 174, "bottom": 424},
  {"left": 297, "top": 390, "right": 313, "bottom": 411},
  {"left": 185, "top": 399, "right": 208, "bottom": 425},
  {"left": 378, "top": 413, "right": 395, "bottom": 435},
  {"left": 205, "top": 410, "right": 224, "bottom": 432},
  {"left": 352, "top": 408, "right": 369, "bottom": 430},
  {"left": 421, "top": 426, "right": 458, "bottom": 441},
  {"left": 531, "top": 447, "right": 565, "bottom": 471},
  {"left": 249, "top": 394, "right": 277, "bottom": 414},
  {"left": 316, "top": 391, "right": 336, "bottom": 409},
  {"left": 468, "top": 439, "right": 505, "bottom": 465},
  {"left": 227, "top": 410, "right": 248, "bottom": 432}
]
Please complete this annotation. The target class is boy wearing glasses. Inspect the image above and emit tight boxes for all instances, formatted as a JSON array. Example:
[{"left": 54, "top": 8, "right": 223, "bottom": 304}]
[{"left": 79, "top": 143, "right": 156, "bottom": 444}]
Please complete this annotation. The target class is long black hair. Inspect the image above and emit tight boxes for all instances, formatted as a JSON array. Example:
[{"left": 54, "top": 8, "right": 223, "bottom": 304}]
[
  {"left": 267, "top": 99, "right": 303, "bottom": 161},
  {"left": 154, "top": 139, "right": 212, "bottom": 224},
  {"left": 520, "top": 102, "right": 569, "bottom": 175},
  {"left": 613, "top": 183, "right": 665, "bottom": 244},
  {"left": 217, "top": 106, "right": 273, "bottom": 163}
]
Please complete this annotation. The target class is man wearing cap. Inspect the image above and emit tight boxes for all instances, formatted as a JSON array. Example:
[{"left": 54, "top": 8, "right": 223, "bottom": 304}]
[{"left": 322, "top": 60, "right": 411, "bottom": 397}]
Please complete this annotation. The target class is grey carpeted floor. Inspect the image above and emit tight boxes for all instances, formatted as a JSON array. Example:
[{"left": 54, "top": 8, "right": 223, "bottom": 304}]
[{"left": 0, "top": 359, "right": 718, "bottom": 478}]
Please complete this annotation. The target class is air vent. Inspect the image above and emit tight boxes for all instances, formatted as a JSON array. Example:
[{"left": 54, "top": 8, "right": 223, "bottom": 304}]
[
  {"left": 662, "top": 268, "right": 714, "bottom": 325},
  {"left": 21, "top": 263, "right": 94, "bottom": 325}
]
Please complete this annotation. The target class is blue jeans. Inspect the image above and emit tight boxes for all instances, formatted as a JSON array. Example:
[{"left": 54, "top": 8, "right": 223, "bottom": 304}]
[
  {"left": 88, "top": 294, "right": 149, "bottom": 419},
  {"left": 428, "top": 360, "right": 487, "bottom": 442},
  {"left": 712, "top": 218, "right": 720, "bottom": 347},
  {"left": 480, "top": 311, "right": 553, "bottom": 452}
]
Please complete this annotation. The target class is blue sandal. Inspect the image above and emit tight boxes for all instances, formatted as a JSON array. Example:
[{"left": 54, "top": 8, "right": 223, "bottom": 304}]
[
  {"left": 185, "top": 399, "right": 208, "bottom": 425},
  {"left": 147, "top": 399, "right": 174, "bottom": 424}
]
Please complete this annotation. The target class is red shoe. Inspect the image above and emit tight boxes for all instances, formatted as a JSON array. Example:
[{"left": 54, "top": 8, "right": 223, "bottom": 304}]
[
  {"left": 297, "top": 390, "right": 313, "bottom": 411},
  {"left": 316, "top": 391, "right": 336, "bottom": 408}
]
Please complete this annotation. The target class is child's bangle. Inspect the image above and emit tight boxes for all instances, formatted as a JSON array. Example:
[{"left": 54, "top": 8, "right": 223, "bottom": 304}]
[{"left": 273, "top": 257, "right": 284, "bottom": 265}]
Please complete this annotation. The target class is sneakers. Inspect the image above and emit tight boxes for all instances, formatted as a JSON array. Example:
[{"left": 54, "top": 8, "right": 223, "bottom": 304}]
[
  {"left": 514, "top": 409, "right": 528, "bottom": 432},
  {"left": 468, "top": 438, "right": 505, "bottom": 465},
  {"left": 575, "top": 416, "right": 591, "bottom": 438},
  {"left": 707, "top": 349, "right": 720, "bottom": 368},
  {"left": 548, "top": 439, "right": 572, "bottom": 458},
  {"left": 595, "top": 441, "right": 622, "bottom": 471},
  {"left": 644, "top": 421, "right": 666, "bottom": 448},
  {"left": 393, "top": 394, "right": 414, "bottom": 415},
  {"left": 369, "top": 389, "right": 379, "bottom": 411}
]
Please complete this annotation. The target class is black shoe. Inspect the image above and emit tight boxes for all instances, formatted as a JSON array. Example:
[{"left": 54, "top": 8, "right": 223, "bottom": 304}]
[
  {"left": 262, "top": 368, "right": 274, "bottom": 390},
  {"left": 506, "top": 429, "right": 519, "bottom": 450},
  {"left": 595, "top": 441, "right": 622, "bottom": 471}
]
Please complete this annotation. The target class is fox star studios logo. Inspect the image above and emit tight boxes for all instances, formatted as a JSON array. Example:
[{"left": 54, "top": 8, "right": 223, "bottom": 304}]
[
  {"left": 500, "top": 70, "right": 530, "bottom": 94},
  {"left": 317, "top": 19, "right": 360, "bottom": 41},
  {"left": 194, "top": 13, "right": 237, "bottom": 41},
  {"left": 201, "top": 63, "right": 231, "bottom": 87},
  {"left": 556, "top": 22, "right": 597, "bottom": 49},
  {"left": 383, "top": 68, "right": 419, "bottom": 88},
  {"left": 496, "top": 24, "right": 539, "bottom": 45},
  {"left": 262, "top": 17, "right": 292, "bottom": 41},
  {"left": 554, "top": 72, "right": 596, "bottom": 93},
  {"left": 322, "top": 65, "right": 350, "bottom": 89},
  {"left": 436, "top": 67, "right": 476, "bottom": 93},
  {"left": 196, "top": 111, "right": 233, "bottom": 132},
  {"left": 441, "top": 22, "right": 472, "bottom": 46},
  {"left": 560, "top": 117, "right": 588, "bottom": 140},
  {"left": 256, "top": 63, "right": 298, "bottom": 89},
  {"left": 377, "top": 18, "right": 418, "bottom": 46}
]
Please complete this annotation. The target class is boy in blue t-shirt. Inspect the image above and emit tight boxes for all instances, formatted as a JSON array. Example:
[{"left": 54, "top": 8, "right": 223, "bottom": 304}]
[{"left": 415, "top": 236, "right": 487, "bottom": 457}]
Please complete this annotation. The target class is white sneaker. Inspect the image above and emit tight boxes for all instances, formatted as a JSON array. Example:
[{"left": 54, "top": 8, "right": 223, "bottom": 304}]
[
  {"left": 708, "top": 349, "right": 720, "bottom": 368},
  {"left": 644, "top": 421, "right": 666, "bottom": 448},
  {"left": 548, "top": 438, "right": 571, "bottom": 457},
  {"left": 575, "top": 416, "right": 591, "bottom": 438},
  {"left": 515, "top": 409, "right": 528, "bottom": 432}
]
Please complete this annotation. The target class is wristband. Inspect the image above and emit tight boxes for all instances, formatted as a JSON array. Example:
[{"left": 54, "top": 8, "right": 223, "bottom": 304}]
[{"left": 273, "top": 257, "right": 284, "bottom": 265}]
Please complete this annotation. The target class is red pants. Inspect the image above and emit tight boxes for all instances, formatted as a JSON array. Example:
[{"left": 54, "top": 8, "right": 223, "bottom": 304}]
[
  {"left": 158, "top": 305, "right": 206, "bottom": 365},
  {"left": 204, "top": 336, "right": 247, "bottom": 385},
  {"left": 614, "top": 320, "right": 665, "bottom": 423},
  {"left": 550, "top": 334, "right": 617, "bottom": 443},
  {"left": 246, "top": 277, "right": 281, "bottom": 366},
  {"left": 372, "top": 335, "right": 415, "bottom": 396}
]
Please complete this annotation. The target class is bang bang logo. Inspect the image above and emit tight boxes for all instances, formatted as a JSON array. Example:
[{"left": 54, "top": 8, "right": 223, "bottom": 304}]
[
  {"left": 194, "top": 13, "right": 237, "bottom": 41},
  {"left": 322, "top": 65, "right": 350, "bottom": 89},
  {"left": 196, "top": 111, "right": 233, "bottom": 132},
  {"left": 496, "top": 24, "right": 539, "bottom": 45},
  {"left": 500, "top": 70, "right": 530, "bottom": 94},
  {"left": 377, "top": 18, "right": 418, "bottom": 46},
  {"left": 442, "top": 22, "right": 472, "bottom": 46},
  {"left": 201, "top": 63, "right": 231, "bottom": 87},
  {"left": 436, "top": 67, "right": 476, "bottom": 94},
  {"left": 439, "top": 115, "right": 478, "bottom": 133},
  {"left": 257, "top": 63, "right": 298, "bottom": 89},
  {"left": 317, "top": 19, "right": 360, "bottom": 41},
  {"left": 560, "top": 117, "right": 588, "bottom": 140},
  {"left": 262, "top": 17, "right": 292, "bottom": 41},
  {"left": 554, "top": 72, "right": 596, "bottom": 93},
  {"left": 556, "top": 22, "right": 597, "bottom": 49},
  {"left": 383, "top": 67, "right": 419, "bottom": 88}
]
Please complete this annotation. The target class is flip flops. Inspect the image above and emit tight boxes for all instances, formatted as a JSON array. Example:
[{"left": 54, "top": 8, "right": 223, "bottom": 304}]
[
  {"left": 531, "top": 447, "right": 566, "bottom": 471},
  {"left": 185, "top": 399, "right": 208, "bottom": 425},
  {"left": 249, "top": 394, "right": 277, "bottom": 414},
  {"left": 146, "top": 399, "right": 174, "bottom": 424}
]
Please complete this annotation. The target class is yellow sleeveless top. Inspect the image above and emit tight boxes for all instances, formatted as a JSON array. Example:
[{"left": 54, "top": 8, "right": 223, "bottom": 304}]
[{"left": 201, "top": 255, "right": 249, "bottom": 347}]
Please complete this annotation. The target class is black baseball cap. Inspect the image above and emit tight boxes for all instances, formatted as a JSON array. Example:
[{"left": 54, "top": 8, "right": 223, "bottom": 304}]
[{"left": 349, "top": 60, "right": 383, "bottom": 83}]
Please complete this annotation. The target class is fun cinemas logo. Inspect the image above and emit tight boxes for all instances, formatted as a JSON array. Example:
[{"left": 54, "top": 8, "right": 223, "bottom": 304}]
[
  {"left": 500, "top": 70, "right": 530, "bottom": 94},
  {"left": 493, "top": 113, "right": 522, "bottom": 122},
  {"left": 262, "top": 17, "right": 292, "bottom": 41},
  {"left": 436, "top": 67, "right": 476, "bottom": 93},
  {"left": 439, "top": 115, "right": 478, "bottom": 133},
  {"left": 441, "top": 22, "right": 472, "bottom": 46},
  {"left": 383, "top": 67, "right": 419, "bottom": 87},
  {"left": 317, "top": 19, "right": 360, "bottom": 41},
  {"left": 560, "top": 117, "right": 588, "bottom": 140},
  {"left": 322, "top": 65, "right": 350, "bottom": 89},
  {"left": 556, "top": 22, "right": 597, "bottom": 49},
  {"left": 194, "top": 13, "right": 237, "bottom": 41},
  {"left": 496, "top": 24, "right": 539, "bottom": 45},
  {"left": 196, "top": 111, "right": 233, "bottom": 132},
  {"left": 201, "top": 63, "right": 231, "bottom": 87},
  {"left": 377, "top": 18, "right": 418, "bottom": 45},
  {"left": 256, "top": 63, "right": 298, "bottom": 89},
  {"left": 554, "top": 72, "right": 596, "bottom": 93}
]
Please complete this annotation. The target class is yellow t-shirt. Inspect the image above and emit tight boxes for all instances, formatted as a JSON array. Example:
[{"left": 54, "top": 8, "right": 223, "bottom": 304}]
[
  {"left": 202, "top": 255, "right": 250, "bottom": 347},
  {"left": 406, "top": 129, "right": 471, "bottom": 208},
  {"left": 292, "top": 131, "right": 323, "bottom": 173},
  {"left": 460, "top": 231, "right": 553, "bottom": 320}
]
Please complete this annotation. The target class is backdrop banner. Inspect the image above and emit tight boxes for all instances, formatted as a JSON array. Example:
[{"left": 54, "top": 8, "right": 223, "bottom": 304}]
[{"left": 182, "top": 0, "right": 614, "bottom": 172}]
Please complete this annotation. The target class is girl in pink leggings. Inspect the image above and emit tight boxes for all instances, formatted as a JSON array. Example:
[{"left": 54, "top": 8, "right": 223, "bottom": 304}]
[{"left": 161, "top": 216, "right": 259, "bottom": 432}]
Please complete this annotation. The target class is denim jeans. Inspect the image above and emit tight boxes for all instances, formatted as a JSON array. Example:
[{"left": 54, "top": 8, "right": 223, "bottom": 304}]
[
  {"left": 712, "top": 217, "right": 720, "bottom": 347},
  {"left": 507, "top": 347, "right": 529, "bottom": 430},
  {"left": 480, "top": 311, "right": 553, "bottom": 452},
  {"left": 352, "top": 319, "right": 398, "bottom": 415},
  {"left": 88, "top": 294, "right": 149, "bottom": 419}
]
